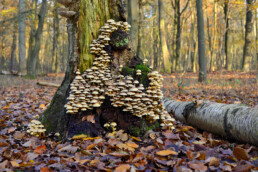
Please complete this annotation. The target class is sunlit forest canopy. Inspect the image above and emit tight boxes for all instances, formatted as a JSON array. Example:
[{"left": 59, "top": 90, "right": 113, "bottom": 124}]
[{"left": 0, "top": 0, "right": 257, "bottom": 76}]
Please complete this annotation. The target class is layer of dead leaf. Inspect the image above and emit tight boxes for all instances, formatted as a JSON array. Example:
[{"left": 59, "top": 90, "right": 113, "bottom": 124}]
[{"left": 0, "top": 73, "right": 257, "bottom": 171}]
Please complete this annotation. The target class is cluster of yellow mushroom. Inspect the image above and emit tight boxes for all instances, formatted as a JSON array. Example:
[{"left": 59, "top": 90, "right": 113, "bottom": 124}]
[
  {"left": 90, "top": 19, "right": 131, "bottom": 56},
  {"left": 104, "top": 122, "right": 117, "bottom": 132},
  {"left": 65, "top": 20, "right": 130, "bottom": 114},
  {"left": 64, "top": 19, "right": 175, "bottom": 130},
  {"left": 27, "top": 120, "right": 46, "bottom": 137},
  {"left": 106, "top": 70, "right": 174, "bottom": 128}
]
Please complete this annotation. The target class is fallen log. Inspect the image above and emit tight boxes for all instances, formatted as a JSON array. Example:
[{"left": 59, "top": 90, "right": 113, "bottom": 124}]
[
  {"left": 37, "top": 81, "right": 60, "bottom": 88},
  {"left": 163, "top": 98, "right": 258, "bottom": 146}
]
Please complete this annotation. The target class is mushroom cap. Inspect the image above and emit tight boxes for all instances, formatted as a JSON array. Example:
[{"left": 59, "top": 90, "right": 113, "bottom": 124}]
[
  {"left": 129, "top": 87, "right": 138, "bottom": 92},
  {"left": 127, "top": 92, "right": 135, "bottom": 96},
  {"left": 167, "top": 123, "right": 173, "bottom": 126},
  {"left": 34, "top": 120, "right": 41, "bottom": 125},
  {"left": 107, "top": 19, "right": 115, "bottom": 23},
  {"left": 124, "top": 97, "right": 133, "bottom": 101},
  {"left": 93, "top": 102, "right": 101, "bottom": 107},
  {"left": 104, "top": 123, "right": 110, "bottom": 127},
  {"left": 110, "top": 122, "right": 117, "bottom": 127},
  {"left": 99, "top": 95, "right": 105, "bottom": 99},
  {"left": 153, "top": 115, "right": 159, "bottom": 120},
  {"left": 120, "top": 92, "right": 127, "bottom": 96}
]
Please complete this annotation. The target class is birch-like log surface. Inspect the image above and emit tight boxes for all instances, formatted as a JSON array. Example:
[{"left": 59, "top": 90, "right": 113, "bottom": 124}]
[{"left": 163, "top": 98, "right": 258, "bottom": 146}]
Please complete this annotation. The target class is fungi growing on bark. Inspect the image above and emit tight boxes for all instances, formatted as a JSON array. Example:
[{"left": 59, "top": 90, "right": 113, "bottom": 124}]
[{"left": 64, "top": 20, "right": 175, "bottom": 133}]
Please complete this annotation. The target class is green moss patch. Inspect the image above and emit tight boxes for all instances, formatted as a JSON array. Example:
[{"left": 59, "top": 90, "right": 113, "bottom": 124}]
[
  {"left": 128, "top": 118, "right": 160, "bottom": 137},
  {"left": 121, "top": 64, "right": 151, "bottom": 88}
]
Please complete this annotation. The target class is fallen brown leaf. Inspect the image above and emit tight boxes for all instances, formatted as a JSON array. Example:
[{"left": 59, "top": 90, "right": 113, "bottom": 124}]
[
  {"left": 34, "top": 145, "right": 47, "bottom": 154},
  {"left": 114, "top": 164, "right": 130, "bottom": 172},
  {"left": 188, "top": 162, "right": 207, "bottom": 171},
  {"left": 156, "top": 149, "right": 178, "bottom": 156},
  {"left": 233, "top": 147, "right": 250, "bottom": 161}
]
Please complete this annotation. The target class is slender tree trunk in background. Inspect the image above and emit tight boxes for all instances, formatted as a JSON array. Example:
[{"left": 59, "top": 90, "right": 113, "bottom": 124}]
[
  {"left": 53, "top": 0, "right": 60, "bottom": 73},
  {"left": 0, "top": 24, "right": 6, "bottom": 72},
  {"left": 152, "top": 4, "right": 159, "bottom": 70},
  {"left": 127, "top": 0, "right": 138, "bottom": 52},
  {"left": 206, "top": 6, "right": 212, "bottom": 71},
  {"left": 0, "top": 0, "right": 6, "bottom": 72},
  {"left": 224, "top": 0, "right": 231, "bottom": 70},
  {"left": 10, "top": 24, "right": 18, "bottom": 73},
  {"left": 136, "top": 0, "right": 142, "bottom": 58},
  {"left": 158, "top": 0, "right": 171, "bottom": 73},
  {"left": 45, "top": 23, "right": 51, "bottom": 73},
  {"left": 27, "top": 0, "right": 37, "bottom": 75},
  {"left": 173, "top": 0, "right": 190, "bottom": 72},
  {"left": 255, "top": 11, "right": 258, "bottom": 81},
  {"left": 174, "top": 0, "right": 180, "bottom": 72},
  {"left": 18, "top": 0, "right": 27, "bottom": 75},
  {"left": 242, "top": 0, "right": 255, "bottom": 71},
  {"left": 196, "top": 0, "right": 207, "bottom": 82},
  {"left": 27, "top": 0, "right": 47, "bottom": 78},
  {"left": 210, "top": 0, "right": 217, "bottom": 71},
  {"left": 189, "top": 2, "right": 197, "bottom": 72}
]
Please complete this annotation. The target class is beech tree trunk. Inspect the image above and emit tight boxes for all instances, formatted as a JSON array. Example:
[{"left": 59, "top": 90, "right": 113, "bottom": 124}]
[
  {"left": 196, "top": 0, "right": 207, "bottom": 82},
  {"left": 27, "top": 0, "right": 47, "bottom": 78},
  {"left": 242, "top": 0, "right": 255, "bottom": 71},
  {"left": 41, "top": 0, "right": 157, "bottom": 138},
  {"left": 18, "top": 0, "right": 26, "bottom": 75},
  {"left": 163, "top": 99, "right": 258, "bottom": 146},
  {"left": 127, "top": 0, "right": 138, "bottom": 52},
  {"left": 158, "top": 0, "right": 171, "bottom": 73},
  {"left": 9, "top": 24, "right": 18, "bottom": 73}
]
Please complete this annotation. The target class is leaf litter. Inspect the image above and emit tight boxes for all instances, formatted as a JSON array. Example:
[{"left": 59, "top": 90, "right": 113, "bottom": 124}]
[{"left": 0, "top": 73, "right": 257, "bottom": 171}]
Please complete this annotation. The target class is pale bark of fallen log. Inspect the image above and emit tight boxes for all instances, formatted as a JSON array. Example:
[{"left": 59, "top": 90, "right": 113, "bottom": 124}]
[
  {"left": 37, "top": 81, "right": 60, "bottom": 88},
  {"left": 163, "top": 98, "right": 258, "bottom": 146}
]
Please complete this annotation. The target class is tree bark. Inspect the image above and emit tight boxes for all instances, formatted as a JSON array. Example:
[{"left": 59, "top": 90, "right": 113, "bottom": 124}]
[
  {"left": 10, "top": 24, "right": 18, "bottom": 74},
  {"left": 224, "top": 0, "right": 231, "bottom": 70},
  {"left": 163, "top": 98, "right": 258, "bottom": 146},
  {"left": 136, "top": 0, "right": 143, "bottom": 58},
  {"left": 127, "top": 0, "right": 138, "bottom": 52},
  {"left": 53, "top": 0, "right": 60, "bottom": 73},
  {"left": 152, "top": 4, "right": 159, "bottom": 70},
  {"left": 41, "top": 0, "right": 171, "bottom": 139},
  {"left": 18, "top": 0, "right": 27, "bottom": 75},
  {"left": 173, "top": 0, "right": 190, "bottom": 72},
  {"left": 242, "top": 0, "right": 255, "bottom": 71},
  {"left": 0, "top": 0, "right": 6, "bottom": 72},
  {"left": 196, "top": 0, "right": 207, "bottom": 82},
  {"left": 42, "top": 0, "right": 133, "bottom": 137},
  {"left": 158, "top": 0, "right": 171, "bottom": 73},
  {"left": 27, "top": 0, "right": 47, "bottom": 78}
]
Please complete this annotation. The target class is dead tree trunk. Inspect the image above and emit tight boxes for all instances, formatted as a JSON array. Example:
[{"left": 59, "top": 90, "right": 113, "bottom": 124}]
[
  {"left": 163, "top": 98, "right": 258, "bottom": 146},
  {"left": 41, "top": 0, "right": 173, "bottom": 139}
]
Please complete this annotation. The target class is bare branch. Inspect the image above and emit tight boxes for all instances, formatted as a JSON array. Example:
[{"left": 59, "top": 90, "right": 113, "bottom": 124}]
[{"left": 180, "top": 0, "right": 190, "bottom": 14}]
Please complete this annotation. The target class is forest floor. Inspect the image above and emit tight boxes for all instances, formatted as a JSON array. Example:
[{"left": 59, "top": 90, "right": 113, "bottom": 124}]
[{"left": 0, "top": 71, "right": 257, "bottom": 171}]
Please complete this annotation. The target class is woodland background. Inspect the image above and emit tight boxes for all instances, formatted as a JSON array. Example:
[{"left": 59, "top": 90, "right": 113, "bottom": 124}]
[{"left": 0, "top": 0, "right": 257, "bottom": 77}]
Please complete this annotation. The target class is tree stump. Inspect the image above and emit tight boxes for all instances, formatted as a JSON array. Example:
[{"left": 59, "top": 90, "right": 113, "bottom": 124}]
[{"left": 41, "top": 1, "right": 174, "bottom": 139}]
